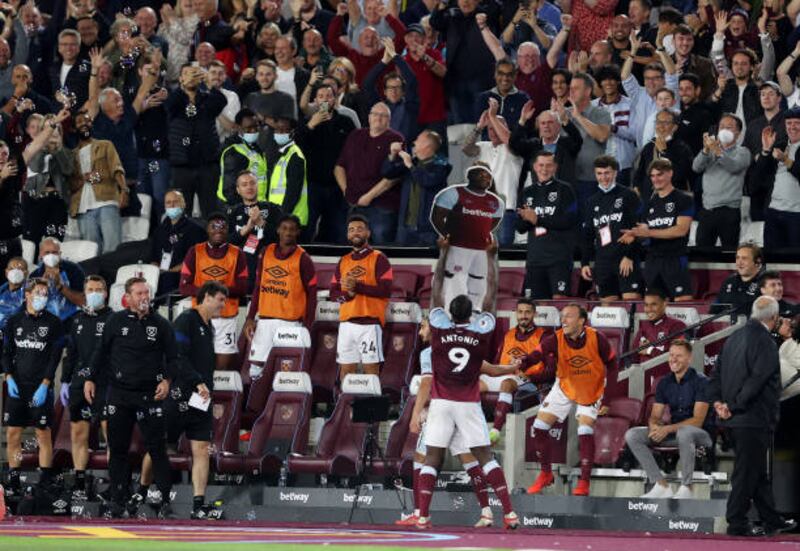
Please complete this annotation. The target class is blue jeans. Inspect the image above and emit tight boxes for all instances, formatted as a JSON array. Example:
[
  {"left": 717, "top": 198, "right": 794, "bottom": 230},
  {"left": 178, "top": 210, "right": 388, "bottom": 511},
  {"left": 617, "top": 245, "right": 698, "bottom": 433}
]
[
  {"left": 76, "top": 204, "right": 121, "bottom": 254},
  {"left": 137, "top": 158, "right": 171, "bottom": 217},
  {"left": 498, "top": 210, "right": 518, "bottom": 248},
  {"left": 448, "top": 80, "right": 485, "bottom": 125},
  {"left": 350, "top": 205, "right": 398, "bottom": 245}
]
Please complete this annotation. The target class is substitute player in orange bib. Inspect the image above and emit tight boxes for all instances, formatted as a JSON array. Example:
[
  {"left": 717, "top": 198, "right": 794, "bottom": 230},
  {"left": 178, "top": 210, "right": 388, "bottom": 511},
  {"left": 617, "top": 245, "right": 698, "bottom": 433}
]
[
  {"left": 243, "top": 214, "right": 317, "bottom": 381},
  {"left": 330, "top": 215, "right": 393, "bottom": 380},
  {"left": 520, "top": 303, "right": 617, "bottom": 496},
  {"left": 180, "top": 213, "right": 249, "bottom": 369}
]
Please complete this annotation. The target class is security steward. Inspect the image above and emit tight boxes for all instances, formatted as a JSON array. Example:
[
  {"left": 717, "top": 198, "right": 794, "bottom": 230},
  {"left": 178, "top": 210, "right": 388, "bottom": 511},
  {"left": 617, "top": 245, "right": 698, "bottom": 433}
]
[
  {"left": 84, "top": 277, "right": 178, "bottom": 519},
  {"left": 580, "top": 156, "right": 643, "bottom": 302},
  {"left": 60, "top": 275, "right": 113, "bottom": 500},
  {"left": 2, "top": 277, "right": 65, "bottom": 494},
  {"left": 243, "top": 214, "right": 317, "bottom": 381}
]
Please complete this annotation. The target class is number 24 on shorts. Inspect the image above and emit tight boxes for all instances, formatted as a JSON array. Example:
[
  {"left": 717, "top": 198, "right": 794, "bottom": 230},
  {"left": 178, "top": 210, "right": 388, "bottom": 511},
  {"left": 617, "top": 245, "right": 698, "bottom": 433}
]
[{"left": 360, "top": 340, "right": 377, "bottom": 354}]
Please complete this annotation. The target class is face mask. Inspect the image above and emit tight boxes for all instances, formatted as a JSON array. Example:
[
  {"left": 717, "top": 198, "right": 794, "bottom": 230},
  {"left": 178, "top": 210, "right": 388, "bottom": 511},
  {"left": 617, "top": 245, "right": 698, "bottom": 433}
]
[
  {"left": 43, "top": 253, "right": 60, "bottom": 268},
  {"left": 86, "top": 292, "right": 105, "bottom": 310},
  {"left": 32, "top": 295, "right": 47, "bottom": 312},
  {"left": 242, "top": 132, "right": 259, "bottom": 144},
  {"left": 7, "top": 268, "right": 24, "bottom": 285},
  {"left": 165, "top": 207, "right": 184, "bottom": 220},
  {"left": 717, "top": 128, "right": 735, "bottom": 145},
  {"left": 274, "top": 133, "right": 291, "bottom": 146}
]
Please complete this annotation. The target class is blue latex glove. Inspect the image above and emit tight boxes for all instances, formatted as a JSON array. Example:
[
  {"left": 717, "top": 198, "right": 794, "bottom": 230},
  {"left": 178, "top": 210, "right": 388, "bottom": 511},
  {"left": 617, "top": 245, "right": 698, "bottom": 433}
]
[
  {"left": 59, "top": 384, "right": 70, "bottom": 407},
  {"left": 6, "top": 377, "right": 19, "bottom": 398},
  {"left": 32, "top": 383, "right": 49, "bottom": 407}
]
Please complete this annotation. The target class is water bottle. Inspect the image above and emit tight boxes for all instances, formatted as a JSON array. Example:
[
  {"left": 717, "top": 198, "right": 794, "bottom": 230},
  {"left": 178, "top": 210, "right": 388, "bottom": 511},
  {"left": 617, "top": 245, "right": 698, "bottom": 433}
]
[
  {"left": 278, "top": 465, "right": 288, "bottom": 487},
  {"left": 136, "top": 260, "right": 144, "bottom": 279}
]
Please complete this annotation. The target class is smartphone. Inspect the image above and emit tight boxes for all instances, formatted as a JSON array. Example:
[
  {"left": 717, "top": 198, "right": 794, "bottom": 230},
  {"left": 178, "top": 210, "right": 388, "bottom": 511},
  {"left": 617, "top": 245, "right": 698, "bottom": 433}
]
[
  {"left": 191, "top": 61, "right": 200, "bottom": 68},
  {"left": 319, "top": 102, "right": 329, "bottom": 113}
]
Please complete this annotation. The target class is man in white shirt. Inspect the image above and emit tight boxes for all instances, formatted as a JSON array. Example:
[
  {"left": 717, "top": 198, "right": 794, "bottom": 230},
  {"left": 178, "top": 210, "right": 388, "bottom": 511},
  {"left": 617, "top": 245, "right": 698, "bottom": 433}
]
[
  {"left": 274, "top": 35, "right": 310, "bottom": 104},
  {"left": 206, "top": 60, "right": 240, "bottom": 143}
]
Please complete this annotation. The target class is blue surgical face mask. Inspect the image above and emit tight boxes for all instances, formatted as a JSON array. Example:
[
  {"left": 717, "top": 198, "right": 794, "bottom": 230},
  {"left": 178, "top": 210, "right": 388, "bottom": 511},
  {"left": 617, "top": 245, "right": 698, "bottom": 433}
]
[
  {"left": 86, "top": 292, "right": 105, "bottom": 310},
  {"left": 32, "top": 295, "right": 48, "bottom": 312},
  {"left": 242, "top": 132, "right": 259, "bottom": 144},
  {"left": 165, "top": 207, "right": 184, "bottom": 220},
  {"left": 274, "top": 133, "right": 291, "bottom": 146}
]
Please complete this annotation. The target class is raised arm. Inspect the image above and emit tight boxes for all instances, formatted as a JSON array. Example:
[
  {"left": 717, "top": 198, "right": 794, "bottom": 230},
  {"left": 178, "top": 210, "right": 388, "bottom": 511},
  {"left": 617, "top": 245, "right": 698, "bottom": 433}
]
[
  {"left": 546, "top": 14, "right": 572, "bottom": 69},
  {"left": 476, "top": 12, "right": 506, "bottom": 61}
]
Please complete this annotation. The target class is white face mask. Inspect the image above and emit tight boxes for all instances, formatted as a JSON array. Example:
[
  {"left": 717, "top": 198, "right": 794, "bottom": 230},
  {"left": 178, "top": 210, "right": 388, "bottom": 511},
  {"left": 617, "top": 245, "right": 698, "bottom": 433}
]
[
  {"left": 43, "top": 253, "right": 60, "bottom": 268},
  {"left": 717, "top": 128, "right": 735, "bottom": 146},
  {"left": 7, "top": 268, "right": 24, "bottom": 285}
]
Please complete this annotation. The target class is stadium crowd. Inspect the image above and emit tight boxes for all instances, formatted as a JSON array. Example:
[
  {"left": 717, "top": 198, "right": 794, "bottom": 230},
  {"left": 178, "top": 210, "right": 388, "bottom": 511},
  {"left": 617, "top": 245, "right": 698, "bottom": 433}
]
[{"left": 0, "top": 0, "right": 798, "bottom": 538}]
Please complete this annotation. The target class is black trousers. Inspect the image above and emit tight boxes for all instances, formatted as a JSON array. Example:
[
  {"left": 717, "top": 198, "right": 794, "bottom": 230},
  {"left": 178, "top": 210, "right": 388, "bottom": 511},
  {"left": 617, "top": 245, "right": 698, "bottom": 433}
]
[
  {"left": 171, "top": 164, "right": 220, "bottom": 221},
  {"left": 727, "top": 427, "right": 782, "bottom": 530},
  {"left": 695, "top": 206, "right": 741, "bottom": 248},
  {"left": 106, "top": 387, "right": 172, "bottom": 505}
]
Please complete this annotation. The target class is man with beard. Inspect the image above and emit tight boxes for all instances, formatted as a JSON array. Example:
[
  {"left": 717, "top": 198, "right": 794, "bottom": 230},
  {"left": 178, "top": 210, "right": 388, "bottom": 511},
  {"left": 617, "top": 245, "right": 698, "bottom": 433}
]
[
  {"left": 676, "top": 73, "right": 717, "bottom": 157},
  {"left": 481, "top": 298, "right": 547, "bottom": 444},
  {"left": 430, "top": 164, "right": 503, "bottom": 309},
  {"left": 593, "top": 65, "right": 636, "bottom": 186},
  {"left": 710, "top": 23, "right": 762, "bottom": 133},
  {"left": 179, "top": 214, "right": 249, "bottom": 370},
  {"left": 329, "top": 215, "right": 393, "bottom": 381},
  {"left": 69, "top": 109, "right": 129, "bottom": 253},
  {"left": 243, "top": 60, "right": 296, "bottom": 123},
  {"left": 672, "top": 25, "right": 716, "bottom": 101},
  {"left": 166, "top": 64, "right": 226, "bottom": 219}
]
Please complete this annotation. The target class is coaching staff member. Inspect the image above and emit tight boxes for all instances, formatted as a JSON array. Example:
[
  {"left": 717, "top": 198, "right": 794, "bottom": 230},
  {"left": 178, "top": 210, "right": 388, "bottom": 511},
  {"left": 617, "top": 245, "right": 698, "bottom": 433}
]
[
  {"left": 85, "top": 277, "right": 179, "bottom": 519},
  {"left": 709, "top": 296, "right": 796, "bottom": 537},
  {"left": 2, "top": 278, "right": 65, "bottom": 493}
]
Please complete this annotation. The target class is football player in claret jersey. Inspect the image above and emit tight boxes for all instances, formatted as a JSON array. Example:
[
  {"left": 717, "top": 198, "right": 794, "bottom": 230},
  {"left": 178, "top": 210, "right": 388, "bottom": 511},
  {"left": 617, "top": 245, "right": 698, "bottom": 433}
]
[
  {"left": 480, "top": 298, "right": 548, "bottom": 445},
  {"left": 429, "top": 163, "right": 504, "bottom": 311},
  {"left": 521, "top": 304, "right": 617, "bottom": 497},
  {"left": 330, "top": 215, "right": 393, "bottom": 381},
  {"left": 632, "top": 288, "right": 687, "bottom": 362},
  {"left": 416, "top": 248, "right": 521, "bottom": 530}
]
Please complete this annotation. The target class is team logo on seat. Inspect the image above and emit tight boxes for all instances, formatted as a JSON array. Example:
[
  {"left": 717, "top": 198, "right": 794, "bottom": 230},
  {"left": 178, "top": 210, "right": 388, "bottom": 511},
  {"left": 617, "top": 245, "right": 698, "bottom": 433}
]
[
  {"left": 567, "top": 355, "right": 592, "bottom": 369},
  {"left": 266, "top": 265, "right": 290, "bottom": 278},
  {"left": 280, "top": 405, "right": 295, "bottom": 421},
  {"left": 392, "top": 336, "right": 405, "bottom": 352},
  {"left": 280, "top": 359, "right": 294, "bottom": 371},
  {"left": 323, "top": 334, "right": 336, "bottom": 349},
  {"left": 202, "top": 265, "right": 230, "bottom": 278},
  {"left": 347, "top": 266, "right": 367, "bottom": 279},
  {"left": 213, "top": 404, "right": 225, "bottom": 419}
]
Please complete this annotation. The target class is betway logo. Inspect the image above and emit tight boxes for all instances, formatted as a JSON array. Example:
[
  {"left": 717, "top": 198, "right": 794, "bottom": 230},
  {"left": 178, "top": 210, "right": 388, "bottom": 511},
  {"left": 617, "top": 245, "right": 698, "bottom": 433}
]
[
  {"left": 533, "top": 206, "right": 557, "bottom": 217},
  {"left": 461, "top": 207, "right": 494, "bottom": 218},
  {"left": 648, "top": 217, "right": 675, "bottom": 228},
  {"left": 628, "top": 501, "right": 659, "bottom": 513},
  {"left": 276, "top": 332, "right": 298, "bottom": 340},
  {"left": 489, "top": 497, "right": 502, "bottom": 508},
  {"left": 280, "top": 491, "right": 310, "bottom": 503},
  {"left": 594, "top": 212, "right": 623, "bottom": 226},
  {"left": 277, "top": 376, "right": 301, "bottom": 385},
  {"left": 594, "top": 312, "right": 619, "bottom": 319},
  {"left": 14, "top": 339, "right": 46, "bottom": 351},
  {"left": 523, "top": 516, "right": 554, "bottom": 528},
  {"left": 669, "top": 520, "right": 699, "bottom": 532},
  {"left": 343, "top": 493, "right": 373, "bottom": 505}
]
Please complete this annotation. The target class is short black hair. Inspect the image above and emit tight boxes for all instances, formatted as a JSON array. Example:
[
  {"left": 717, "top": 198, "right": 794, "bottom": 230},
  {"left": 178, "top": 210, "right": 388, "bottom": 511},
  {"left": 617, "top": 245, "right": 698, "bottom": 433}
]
[
  {"left": 759, "top": 270, "right": 782, "bottom": 289},
  {"left": 720, "top": 112, "right": 743, "bottom": 132},
  {"left": 658, "top": 6, "right": 683, "bottom": 25},
  {"left": 678, "top": 72, "right": 701, "bottom": 87},
  {"left": 532, "top": 149, "right": 556, "bottom": 163},
  {"left": 449, "top": 295, "right": 473, "bottom": 323},
  {"left": 235, "top": 108, "right": 257, "bottom": 125},
  {"left": 26, "top": 277, "right": 49, "bottom": 293},
  {"left": 278, "top": 214, "right": 302, "bottom": 229},
  {"left": 594, "top": 155, "right": 619, "bottom": 171},
  {"left": 207, "top": 212, "right": 228, "bottom": 224},
  {"left": 517, "top": 297, "right": 537, "bottom": 309},
  {"left": 594, "top": 64, "right": 622, "bottom": 84},
  {"left": 198, "top": 281, "right": 229, "bottom": 303},
  {"left": 347, "top": 214, "right": 370, "bottom": 228},
  {"left": 565, "top": 302, "right": 588, "bottom": 321},
  {"left": 644, "top": 287, "right": 668, "bottom": 300},
  {"left": 85, "top": 274, "right": 107, "bottom": 289},
  {"left": 552, "top": 68, "right": 572, "bottom": 84}
]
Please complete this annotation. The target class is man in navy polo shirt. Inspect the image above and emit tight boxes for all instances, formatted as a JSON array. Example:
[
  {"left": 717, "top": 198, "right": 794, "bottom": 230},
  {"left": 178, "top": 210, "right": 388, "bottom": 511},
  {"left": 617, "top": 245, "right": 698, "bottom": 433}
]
[{"left": 624, "top": 339, "right": 712, "bottom": 500}]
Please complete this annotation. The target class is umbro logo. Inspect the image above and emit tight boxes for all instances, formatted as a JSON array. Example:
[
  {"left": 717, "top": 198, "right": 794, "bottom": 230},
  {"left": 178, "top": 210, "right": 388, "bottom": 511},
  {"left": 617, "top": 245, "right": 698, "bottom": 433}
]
[
  {"left": 202, "top": 265, "right": 230, "bottom": 278},
  {"left": 266, "top": 265, "right": 290, "bottom": 278},
  {"left": 508, "top": 347, "right": 525, "bottom": 357},
  {"left": 567, "top": 356, "right": 592, "bottom": 369},
  {"left": 347, "top": 266, "right": 367, "bottom": 279}
]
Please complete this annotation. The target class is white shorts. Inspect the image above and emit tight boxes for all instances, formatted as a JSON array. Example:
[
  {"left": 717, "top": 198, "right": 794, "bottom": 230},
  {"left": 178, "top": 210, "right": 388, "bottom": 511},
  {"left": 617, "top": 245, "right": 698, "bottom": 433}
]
[
  {"left": 248, "top": 319, "right": 303, "bottom": 362},
  {"left": 212, "top": 317, "right": 239, "bottom": 355},
  {"left": 479, "top": 373, "right": 524, "bottom": 392},
  {"left": 416, "top": 419, "right": 470, "bottom": 457},
  {"left": 423, "top": 398, "right": 490, "bottom": 450},
  {"left": 336, "top": 321, "right": 384, "bottom": 365},
  {"left": 538, "top": 380, "right": 601, "bottom": 423},
  {"left": 443, "top": 246, "right": 488, "bottom": 311}
]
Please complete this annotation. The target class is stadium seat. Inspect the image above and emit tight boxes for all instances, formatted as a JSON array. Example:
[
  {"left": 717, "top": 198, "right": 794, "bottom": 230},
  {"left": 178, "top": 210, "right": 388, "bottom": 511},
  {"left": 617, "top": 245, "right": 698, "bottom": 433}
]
[
  {"left": 287, "top": 374, "right": 382, "bottom": 477},
  {"left": 308, "top": 301, "right": 342, "bottom": 405},
  {"left": 241, "top": 326, "right": 311, "bottom": 428},
  {"left": 121, "top": 216, "right": 150, "bottom": 243},
  {"left": 218, "top": 372, "right": 313, "bottom": 476},
  {"left": 171, "top": 371, "right": 243, "bottom": 471},
  {"left": 390, "top": 269, "right": 420, "bottom": 299},
  {"left": 604, "top": 397, "right": 643, "bottom": 424},
  {"left": 108, "top": 283, "right": 126, "bottom": 311},
  {"left": 417, "top": 272, "right": 433, "bottom": 308},
  {"left": 369, "top": 376, "right": 423, "bottom": 478},
  {"left": 21, "top": 239, "right": 35, "bottom": 267},
  {"left": 60, "top": 240, "right": 99, "bottom": 263},
  {"left": 702, "top": 270, "right": 732, "bottom": 301},
  {"left": 65, "top": 217, "right": 80, "bottom": 241},
  {"left": 380, "top": 302, "right": 422, "bottom": 402},
  {"left": 498, "top": 270, "right": 525, "bottom": 298},
  {"left": 593, "top": 416, "right": 633, "bottom": 466},
  {"left": 115, "top": 263, "right": 160, "bottom": 296},
  {"left": 589, "top": 306, "right": 631, "bottom": 356},
  {"left": 533, "top": 305, "right": 561, "bottom": 328},
  {"left": 781, "top": 271, "right": 800, "bottom": 301},
  {"left": 665, "top": 307, "right": 701, "bottom": 329},
  {"left": 315, "top": 266, "right": 335, "bottom": 290}
]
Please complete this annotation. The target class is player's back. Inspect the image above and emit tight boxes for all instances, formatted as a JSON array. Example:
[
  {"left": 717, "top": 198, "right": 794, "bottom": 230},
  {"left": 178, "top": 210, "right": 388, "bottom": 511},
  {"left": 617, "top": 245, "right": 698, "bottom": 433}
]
[{"left": 428, "top": 307, "right": 495, "bottom": 402}]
